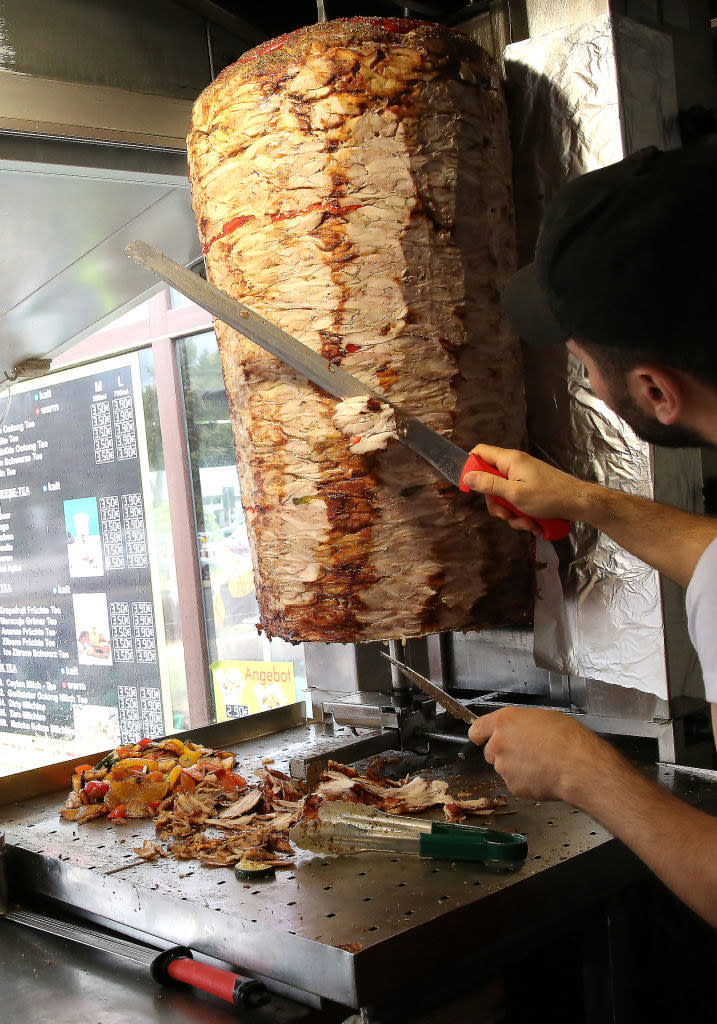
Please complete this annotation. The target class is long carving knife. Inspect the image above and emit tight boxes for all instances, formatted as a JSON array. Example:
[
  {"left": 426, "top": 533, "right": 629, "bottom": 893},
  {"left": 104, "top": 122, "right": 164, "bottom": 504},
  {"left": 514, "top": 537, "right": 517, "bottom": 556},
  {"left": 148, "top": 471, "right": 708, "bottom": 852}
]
[
  {"left": 380, "top": 651, "right": 478, "bottom": 726},
  {"left": 125, "top": 241, "right": 570, "bottom": 540}
]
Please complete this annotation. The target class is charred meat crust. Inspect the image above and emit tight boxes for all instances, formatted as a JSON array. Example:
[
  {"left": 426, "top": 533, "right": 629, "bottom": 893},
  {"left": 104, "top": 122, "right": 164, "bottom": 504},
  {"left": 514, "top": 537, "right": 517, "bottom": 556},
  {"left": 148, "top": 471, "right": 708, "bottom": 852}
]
[{"left": 187, "top": 18, "right": 531, "bottom": 642}]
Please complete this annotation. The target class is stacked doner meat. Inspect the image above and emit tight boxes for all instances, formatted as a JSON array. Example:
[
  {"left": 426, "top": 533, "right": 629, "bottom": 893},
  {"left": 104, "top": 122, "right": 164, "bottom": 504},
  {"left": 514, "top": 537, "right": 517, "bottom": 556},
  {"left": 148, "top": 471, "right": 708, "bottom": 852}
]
[
  {"left": 187, "top": 18, "right": 531, "bottom": 642},
  {"left": 61, "top": 737, "right": 507, "bottom": 870}
]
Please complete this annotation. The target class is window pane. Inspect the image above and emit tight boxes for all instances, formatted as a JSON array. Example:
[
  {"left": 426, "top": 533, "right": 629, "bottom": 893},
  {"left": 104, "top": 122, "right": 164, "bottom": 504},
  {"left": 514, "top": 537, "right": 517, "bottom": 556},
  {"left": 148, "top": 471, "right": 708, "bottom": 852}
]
[
  {"left": 169, "top": 286, "right": 195, "bottom": 310},
  {"left": 177, "top": 332, "right": 307, "bottom": 720}
]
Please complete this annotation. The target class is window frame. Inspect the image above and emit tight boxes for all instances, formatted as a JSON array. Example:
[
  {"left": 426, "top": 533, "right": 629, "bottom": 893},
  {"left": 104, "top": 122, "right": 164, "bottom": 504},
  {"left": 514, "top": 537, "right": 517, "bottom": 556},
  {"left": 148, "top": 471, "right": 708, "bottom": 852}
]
[{"left": 53, "top": 288, "right": 217, "bottom": 729}]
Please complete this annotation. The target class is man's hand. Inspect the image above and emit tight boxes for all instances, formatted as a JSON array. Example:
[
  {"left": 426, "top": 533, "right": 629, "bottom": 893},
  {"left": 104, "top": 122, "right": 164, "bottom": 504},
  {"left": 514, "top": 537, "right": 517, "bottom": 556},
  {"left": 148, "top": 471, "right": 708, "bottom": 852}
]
[
  {"left": 468, "top": 706, "right": 615, "bottom": 803},
  {"left": 462, "top": 445, "right": 717, "bottom": 586},
  {"left": 462, "top": 445, "right": 590, "bottom": 533},
  {"left": 470, "top": 707, "right": 717, "bottom": 928}
]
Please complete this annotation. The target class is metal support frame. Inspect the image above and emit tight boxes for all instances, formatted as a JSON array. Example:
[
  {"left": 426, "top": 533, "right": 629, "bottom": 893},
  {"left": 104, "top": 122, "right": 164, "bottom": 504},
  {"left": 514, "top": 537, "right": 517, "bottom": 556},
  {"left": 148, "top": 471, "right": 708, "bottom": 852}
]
[
  {"left": 466, "top": 694, "right": 678, "bottom": 748},
  {"left": 319, "top": 644, "right": 697, "bottom": 764},
  {"left": 151, "top": 326, "right": 213, "bottom": 728},
  {"left": 289, "top": 730, "right": 401, "bottom": 787},
  {"left": 426, "top": 632, "right": 452, "bottom": 689}
]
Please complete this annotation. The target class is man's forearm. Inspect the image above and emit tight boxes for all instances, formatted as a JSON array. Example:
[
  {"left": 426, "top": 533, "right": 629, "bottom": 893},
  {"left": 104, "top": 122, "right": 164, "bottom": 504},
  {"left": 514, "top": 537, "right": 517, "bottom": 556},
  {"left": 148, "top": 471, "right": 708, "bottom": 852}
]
[
  {"left": 562, "top": 747, "right": 717, "bottom": 927},
  {"left": 470, "top": 708, "right": 717, "bottom": 927},
  {"left": 574, "top": 483, "right": 717, "bottom": 587}
]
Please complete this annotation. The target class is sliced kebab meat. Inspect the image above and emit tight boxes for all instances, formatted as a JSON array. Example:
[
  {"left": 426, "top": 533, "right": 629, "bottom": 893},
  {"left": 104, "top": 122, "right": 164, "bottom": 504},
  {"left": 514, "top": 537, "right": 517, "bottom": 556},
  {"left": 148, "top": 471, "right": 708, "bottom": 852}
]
[
  {"left": 187, "top": 17, "right": 531, "bottom": 642},
  {"left": 59, "top": 738, "right": 509, "bottom": 868}
]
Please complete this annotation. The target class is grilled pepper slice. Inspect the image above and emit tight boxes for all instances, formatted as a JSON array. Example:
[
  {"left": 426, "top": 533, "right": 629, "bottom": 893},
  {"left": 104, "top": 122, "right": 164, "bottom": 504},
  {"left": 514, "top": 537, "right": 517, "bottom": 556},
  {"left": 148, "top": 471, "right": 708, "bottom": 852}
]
[{"left": 84, "top": 780, "right": 109, "bottom": 800}]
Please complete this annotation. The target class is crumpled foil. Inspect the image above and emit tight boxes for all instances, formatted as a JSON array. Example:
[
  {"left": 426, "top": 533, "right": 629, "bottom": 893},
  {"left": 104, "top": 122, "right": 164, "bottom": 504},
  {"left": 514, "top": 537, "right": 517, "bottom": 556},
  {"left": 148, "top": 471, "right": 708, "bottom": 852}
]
[
  {"left": 532, "top": 354, "right": 664, "bottom": 695},
  {"left": 505, "top": 14, "right": 702, "bottom": 700}
]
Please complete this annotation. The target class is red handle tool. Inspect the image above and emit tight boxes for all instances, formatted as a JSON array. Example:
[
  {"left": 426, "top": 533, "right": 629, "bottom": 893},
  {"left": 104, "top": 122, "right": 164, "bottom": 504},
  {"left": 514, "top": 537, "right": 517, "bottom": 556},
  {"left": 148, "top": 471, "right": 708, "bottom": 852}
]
[
  {"left": 459, "top": 454, "right": 571, "bottom": 542},
  {"left": 151, "top": 947, "right": 270, "bottom": 1009}
]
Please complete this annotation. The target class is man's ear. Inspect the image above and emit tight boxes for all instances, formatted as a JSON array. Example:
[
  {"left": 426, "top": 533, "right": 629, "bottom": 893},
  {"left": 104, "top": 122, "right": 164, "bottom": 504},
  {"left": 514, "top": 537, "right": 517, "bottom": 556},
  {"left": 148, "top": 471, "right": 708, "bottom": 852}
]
[{"left": 626, "top": 366, "right": 683, "bottom": 424}]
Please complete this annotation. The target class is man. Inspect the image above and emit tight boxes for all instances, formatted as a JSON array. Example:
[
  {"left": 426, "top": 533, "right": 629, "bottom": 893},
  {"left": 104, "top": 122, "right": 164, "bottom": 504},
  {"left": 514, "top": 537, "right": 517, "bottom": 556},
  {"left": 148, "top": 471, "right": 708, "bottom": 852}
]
[{"left": 462, "top": 143, "right": 717, "bottom": 927}]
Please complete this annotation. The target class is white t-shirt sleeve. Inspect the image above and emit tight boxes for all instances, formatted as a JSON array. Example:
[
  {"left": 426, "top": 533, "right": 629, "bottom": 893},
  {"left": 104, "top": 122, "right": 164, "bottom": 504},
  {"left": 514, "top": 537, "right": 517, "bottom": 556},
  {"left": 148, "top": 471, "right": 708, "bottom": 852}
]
[{"left": 686, "top": 536, "right": 717, "bottom": 703}]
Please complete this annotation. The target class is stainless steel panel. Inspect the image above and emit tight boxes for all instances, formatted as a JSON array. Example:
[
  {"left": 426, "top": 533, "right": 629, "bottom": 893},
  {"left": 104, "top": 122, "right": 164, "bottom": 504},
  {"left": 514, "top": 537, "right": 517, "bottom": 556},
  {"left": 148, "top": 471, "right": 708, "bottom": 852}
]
[
  {"left": 3, "top": 722, "right": 631, "bottom": 1008},
  {"left": 305, "top": 642, "right": 397, "bottom": 714},
  {"left": 452, "top": 629, "right": 551, "bottom": 694},
  {"left": 0, "top": 0, "right": 211, "bottom": 98},
  {"left": 0, "top": 161, "right": 200, "bottom": 376},
  {"left": 0, "top": 72, "right": 193, "bottom": 148},
  {"left": 304, "top": 642, "right": 368, "bottom": 717},
  {"left": 571, "top": 676, "right": 670, "bottom": 720},
  {"left": 0, "top": 0, "right": 236, "bottom": 370},
  {"left": 0, "top": 153, "right": 186, "bottom": 315},
  {"left": 7, "top": 720, "right": 716, "bottom": 1008}
]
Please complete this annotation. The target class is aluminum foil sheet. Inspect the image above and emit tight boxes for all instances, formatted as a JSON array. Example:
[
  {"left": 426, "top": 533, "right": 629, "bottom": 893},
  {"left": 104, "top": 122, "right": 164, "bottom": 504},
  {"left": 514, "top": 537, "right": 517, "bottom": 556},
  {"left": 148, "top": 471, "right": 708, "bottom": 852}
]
[
  {"left": 532, "top": 354, "right": 666, "bottom": 696},
  {"left": 613, "top": 16, "right": 680, "bottom": 153},
  {"left": 505, "top": 15, "right": 702, "bottom": 699}
]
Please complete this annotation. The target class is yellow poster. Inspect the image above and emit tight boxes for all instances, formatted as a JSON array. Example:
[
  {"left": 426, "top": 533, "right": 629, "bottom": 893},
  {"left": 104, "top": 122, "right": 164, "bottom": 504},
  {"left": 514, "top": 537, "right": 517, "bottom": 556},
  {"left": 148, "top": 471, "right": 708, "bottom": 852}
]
[{"left": 211, "top": 660, "right": 296, "bottom": 721}]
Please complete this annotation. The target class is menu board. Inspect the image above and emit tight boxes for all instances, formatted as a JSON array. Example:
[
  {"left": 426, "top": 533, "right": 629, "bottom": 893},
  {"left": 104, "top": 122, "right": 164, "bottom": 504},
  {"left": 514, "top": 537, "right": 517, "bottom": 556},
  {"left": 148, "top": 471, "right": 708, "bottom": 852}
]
[{"left": 0, "top": 356, "right": 169, "bottom": 749}]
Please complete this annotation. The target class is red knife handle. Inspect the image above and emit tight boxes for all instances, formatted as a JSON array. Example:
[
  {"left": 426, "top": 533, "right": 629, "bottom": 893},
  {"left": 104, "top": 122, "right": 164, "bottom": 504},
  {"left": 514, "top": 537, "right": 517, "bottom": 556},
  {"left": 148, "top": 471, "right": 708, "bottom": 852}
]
[
  {"left": 459, "top": 454, "right": 571, "bottom": 541},
  {"left": 151, "top": 947, "right": 270, "bottom": 1008}
]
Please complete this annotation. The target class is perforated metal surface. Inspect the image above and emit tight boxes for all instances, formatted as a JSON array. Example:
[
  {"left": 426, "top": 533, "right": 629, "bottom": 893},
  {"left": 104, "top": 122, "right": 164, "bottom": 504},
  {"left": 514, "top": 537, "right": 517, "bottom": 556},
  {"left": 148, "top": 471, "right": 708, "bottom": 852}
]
[
  {"left": 6, "top": 726, "right": 703, "bottom": 1007},
  {"left": 6, "top": 788, "right": 609, "bottom": 934}
]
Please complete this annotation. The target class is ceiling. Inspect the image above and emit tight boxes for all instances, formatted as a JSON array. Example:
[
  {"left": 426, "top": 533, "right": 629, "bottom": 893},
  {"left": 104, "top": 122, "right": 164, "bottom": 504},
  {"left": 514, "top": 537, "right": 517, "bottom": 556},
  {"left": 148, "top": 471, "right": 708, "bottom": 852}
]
[{"left": 198, "top": 0, "right": 475, "bottom": 39}]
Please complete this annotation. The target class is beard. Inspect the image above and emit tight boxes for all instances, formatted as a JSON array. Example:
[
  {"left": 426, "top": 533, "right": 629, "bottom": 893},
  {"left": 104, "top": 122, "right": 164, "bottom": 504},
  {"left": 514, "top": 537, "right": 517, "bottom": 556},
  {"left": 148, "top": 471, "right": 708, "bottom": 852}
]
[{"left": 609, "top": 388, "right": 705, "bottom": 448}]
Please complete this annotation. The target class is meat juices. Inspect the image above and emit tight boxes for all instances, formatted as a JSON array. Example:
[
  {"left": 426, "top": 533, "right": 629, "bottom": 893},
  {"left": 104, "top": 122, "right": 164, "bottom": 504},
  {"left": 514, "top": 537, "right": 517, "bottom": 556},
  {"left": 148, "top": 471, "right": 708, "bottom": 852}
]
[{"left": 187, "top": 18, "right": 530, "bottom": 642}]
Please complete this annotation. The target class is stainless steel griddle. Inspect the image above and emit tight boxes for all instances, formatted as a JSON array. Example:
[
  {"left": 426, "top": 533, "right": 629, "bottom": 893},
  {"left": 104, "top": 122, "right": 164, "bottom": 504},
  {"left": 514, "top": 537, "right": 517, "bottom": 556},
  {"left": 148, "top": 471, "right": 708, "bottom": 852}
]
[{"left": 4, "top": 707, "right": 716, "bottom": 1011}]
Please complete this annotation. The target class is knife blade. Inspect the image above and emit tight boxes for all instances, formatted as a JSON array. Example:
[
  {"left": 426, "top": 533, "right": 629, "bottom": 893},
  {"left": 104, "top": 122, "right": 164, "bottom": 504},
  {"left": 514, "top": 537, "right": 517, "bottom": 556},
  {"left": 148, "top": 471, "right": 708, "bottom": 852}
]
[
  {"left": 380, "top": 651, "right": 478, "bottom": 726},
  {"left": 125, "top": 241, "right": 570, "bottom": 540}
]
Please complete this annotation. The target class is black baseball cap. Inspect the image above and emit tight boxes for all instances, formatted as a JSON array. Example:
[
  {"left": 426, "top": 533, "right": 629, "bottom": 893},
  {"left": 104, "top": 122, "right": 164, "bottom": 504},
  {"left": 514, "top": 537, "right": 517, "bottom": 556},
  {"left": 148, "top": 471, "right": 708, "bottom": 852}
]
[{"left": 502, "top": 144, "right": 717, "bottom": 353}]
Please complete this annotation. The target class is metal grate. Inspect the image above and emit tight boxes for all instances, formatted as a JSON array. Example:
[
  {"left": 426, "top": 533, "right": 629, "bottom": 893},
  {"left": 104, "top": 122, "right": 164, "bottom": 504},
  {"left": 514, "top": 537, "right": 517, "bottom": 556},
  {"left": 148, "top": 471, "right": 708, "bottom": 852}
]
[
  {"left": 3, "top": 724, "right": 637, "bottom": 1006},
  {"left": 9, "top": 798, "right": 608, "bottom": 935}
]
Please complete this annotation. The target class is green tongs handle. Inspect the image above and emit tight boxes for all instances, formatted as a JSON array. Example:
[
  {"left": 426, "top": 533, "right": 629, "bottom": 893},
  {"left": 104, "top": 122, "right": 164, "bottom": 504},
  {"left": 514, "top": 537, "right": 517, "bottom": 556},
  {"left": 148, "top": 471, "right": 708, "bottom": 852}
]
[{"left": 419, "top": 822, "right": 527, "bottom": 864}]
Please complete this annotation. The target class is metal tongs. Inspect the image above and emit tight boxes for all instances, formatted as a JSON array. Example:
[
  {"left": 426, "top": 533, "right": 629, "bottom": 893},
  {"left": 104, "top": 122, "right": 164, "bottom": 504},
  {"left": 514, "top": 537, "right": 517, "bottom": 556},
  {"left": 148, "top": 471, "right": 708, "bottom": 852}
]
[{"left": 290, "top": 802, "right": 527, "bottom": 871}]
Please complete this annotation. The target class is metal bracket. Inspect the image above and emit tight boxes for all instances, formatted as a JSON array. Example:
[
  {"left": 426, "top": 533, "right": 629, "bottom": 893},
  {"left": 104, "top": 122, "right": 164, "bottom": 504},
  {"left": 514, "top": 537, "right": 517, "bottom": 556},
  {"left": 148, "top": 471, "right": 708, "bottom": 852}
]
[{"left": 289, "top": 729, "right": 401, "bottom": 788}]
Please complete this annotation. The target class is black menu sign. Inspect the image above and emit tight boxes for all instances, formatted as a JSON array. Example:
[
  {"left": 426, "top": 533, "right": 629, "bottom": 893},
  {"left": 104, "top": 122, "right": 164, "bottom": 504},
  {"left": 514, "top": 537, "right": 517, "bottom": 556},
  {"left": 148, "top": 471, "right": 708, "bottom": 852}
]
[{"left": 0, "top": 356, "right": 167, "bottom": 747}]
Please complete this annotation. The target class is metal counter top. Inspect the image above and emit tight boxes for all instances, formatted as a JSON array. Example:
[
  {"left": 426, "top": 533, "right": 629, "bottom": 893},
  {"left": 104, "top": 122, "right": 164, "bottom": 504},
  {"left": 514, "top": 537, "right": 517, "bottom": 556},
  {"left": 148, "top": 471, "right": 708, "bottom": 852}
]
[{"left": 3, "top": 723, "right": 716, "bottom": 1011}]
